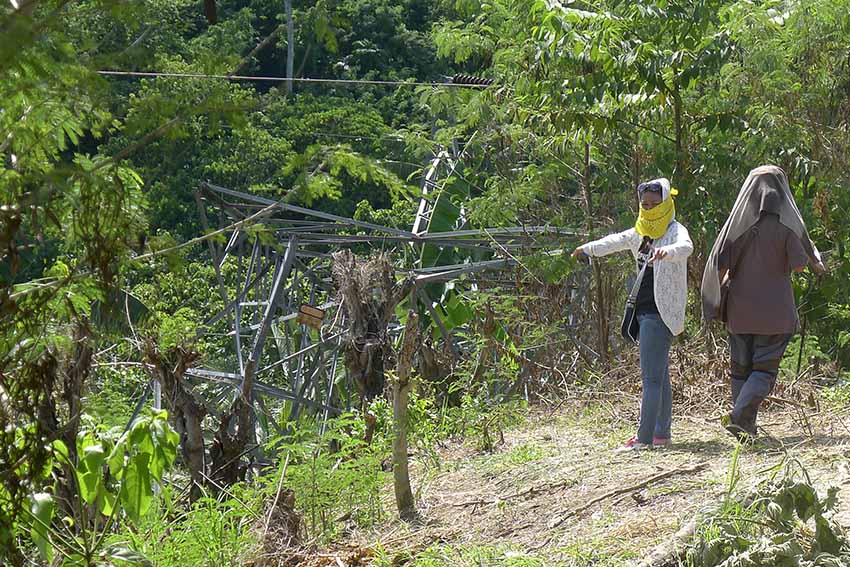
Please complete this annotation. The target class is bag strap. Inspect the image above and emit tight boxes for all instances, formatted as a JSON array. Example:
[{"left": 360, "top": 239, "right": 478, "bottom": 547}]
[{"left": 626, "top": 256, "right": 651, "bottom": 305}]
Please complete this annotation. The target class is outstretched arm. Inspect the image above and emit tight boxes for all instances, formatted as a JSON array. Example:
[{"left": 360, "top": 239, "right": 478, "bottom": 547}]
[
  {"left": 573, "top": 229, "right": 639, "bottom": 259},
  {"left": 809, "top": 244, "right": 828, "bottom": 275}
]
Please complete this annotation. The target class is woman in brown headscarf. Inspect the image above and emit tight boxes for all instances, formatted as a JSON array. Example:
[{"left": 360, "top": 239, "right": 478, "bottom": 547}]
[{"left": 701, "top": 165, "right": 826, "bottom": 440}]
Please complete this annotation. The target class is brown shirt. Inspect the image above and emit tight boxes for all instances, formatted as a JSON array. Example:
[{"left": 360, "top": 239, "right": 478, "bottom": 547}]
[{"left": 719, "top": 214, "right": 810, "bottom": 335}]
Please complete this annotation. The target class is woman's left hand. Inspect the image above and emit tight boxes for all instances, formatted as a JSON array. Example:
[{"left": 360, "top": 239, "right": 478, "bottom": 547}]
[{"left": 649, "top": 247, "right": 668, "bottom": 264}]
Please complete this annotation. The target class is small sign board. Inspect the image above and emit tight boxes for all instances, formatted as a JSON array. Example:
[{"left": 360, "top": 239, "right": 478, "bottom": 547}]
[{"left": 296, "top": 304, "right": 325, "bottom": 330}]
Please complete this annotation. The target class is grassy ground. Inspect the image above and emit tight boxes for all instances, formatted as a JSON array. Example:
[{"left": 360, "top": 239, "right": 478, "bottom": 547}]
[{"left": 321, "top": 397, "right": 850, "bottom": 567}]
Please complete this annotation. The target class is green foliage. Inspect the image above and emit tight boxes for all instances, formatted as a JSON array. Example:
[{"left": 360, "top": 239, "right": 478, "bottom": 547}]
[
  {"left": 820, "top": 376, "right": 850, "bottom": 407},
  {"left": 354, "top": 198, "right": 417, "bottom": 229},
  {"left": 433, "top": 20, "right": 495, "bottom": 65},
  {"left": 292, "top": 0, "right": 442, "bottom": 83},
  {"left": 201, "top": 123, "right": 294, "bottom": 196},
  {"left": 29, "top": 493, "right": 55, "bottom": 563},
  {"left": 7, "top": 1, "right": 850, "bottom": 564},
  {"left": 154, "top": 307, "right": 201, "bottom": 352},
  {"left": 3, "top": 1, "right": 447, "bottom": 564},
  {"left": 688, "top": 459, "right": 850, "bottom": 566},
  {"left": 393, "top": 542, "right": 555, "bottom": 567},
  {"left": 15, "top": 410, "right": 178, "bottom": 566},
  {"left": 119, "top": 483, "right": 262, "bottom": 567},
  {"left": 131, "top": 257, "right": 227, "bottom": 358},
  {"left": 455, "top": 395, "right": 526, "bottom": 453},
  {"left": 8, "top": 263, "right": 104, "bottom": 355},
  {"left": 85, "top": 367, "right": 149, "bottom": 433},
  {"left": 283, "top": 142, "right": 413, "bottom": 206},
  {"left": 268, "top": 411, "right": 390, "bottom": 541},
  {"left": 780, "top": 334, "right": 831, "bottom": 378},
  {"left": 0, "top": 12, "right": 147, "bottom": 284},
  {"left": 524, "top": 251, "right": 583, "bottom": 285},
  {"left": 407, "top": 390, "right": 526, "bottom": 462}
]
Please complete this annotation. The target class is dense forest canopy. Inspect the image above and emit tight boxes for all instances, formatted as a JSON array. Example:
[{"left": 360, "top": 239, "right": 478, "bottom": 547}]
[{"left": 2, "top": 0, "right": 850, "bottom": 565}]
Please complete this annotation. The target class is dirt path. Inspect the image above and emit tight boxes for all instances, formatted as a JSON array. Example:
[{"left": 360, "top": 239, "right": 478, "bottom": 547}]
[{"left": 343, "top": 402, "right": 850, "bottom": 566}]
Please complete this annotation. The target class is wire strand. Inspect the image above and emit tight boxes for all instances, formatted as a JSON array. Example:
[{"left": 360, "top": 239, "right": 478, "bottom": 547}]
[{"left": 98, "top": 70, "right": 490, "bottom": 89}]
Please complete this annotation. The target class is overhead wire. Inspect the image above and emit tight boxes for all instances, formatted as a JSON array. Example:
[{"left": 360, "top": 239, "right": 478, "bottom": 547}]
[
  {"left": 98, "top": 70, "right": 491, "bottom": 89},
  {"left": 97, "top": 66, "right": 572, "bottom": 250}
]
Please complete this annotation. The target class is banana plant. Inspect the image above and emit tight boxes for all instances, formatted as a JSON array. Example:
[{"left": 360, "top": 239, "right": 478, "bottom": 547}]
[{"left": 25, "top": 410, "right": 178, "bottom": 567}]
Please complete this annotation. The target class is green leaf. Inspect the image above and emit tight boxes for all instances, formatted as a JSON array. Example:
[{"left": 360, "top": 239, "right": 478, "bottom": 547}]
[
  {"left": 30, "top": 492, "right": 55, "bottom": 562},
  {"left": 104, "top": 544, "right": 153, "bottom": 566},
  {"left": 82, "top": 443, "right": 106, "bottom": 470},
  {"left": 63, "top": 552, "right": 88, "bottom": 567},
  {"left": 100, "top": 490, "right": 116, "bottom": 518},
  {"left": 815, "top": 514, "right": 843, "bottom": 555},
  {"left": 52, "top": 439, "right": 70, "bottom": 462},
  {"left": 823, "top": 486, "right": 839, "bottom": 512},
  {"left": 129, "top": 420, "right": 155, "bottom": 457},
  {"left": 790, "top": 482, "right": 818, "bottom": 521},
  {"left": 444, "top": 292, "right": 474, "bottom": 327},
  {"left": 120, "top": 452, "right": 152, "bottom": 523},
  {"left": 150, "top": 414, "right": 179, "bottom": 463},
  {"left": 108, "top": 439, "right": 126, "bottom": 477},
  {"left": 77, "top": 470, "right": 102, "bottom": 505},
  {"left": 76, "top": 443, "right": 106, "bottom": 504}
]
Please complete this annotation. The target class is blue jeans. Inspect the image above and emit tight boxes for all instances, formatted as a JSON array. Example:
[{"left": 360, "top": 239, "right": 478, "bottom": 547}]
[{"left": 637, "top": 313, "right": 673, "bottom": 444}]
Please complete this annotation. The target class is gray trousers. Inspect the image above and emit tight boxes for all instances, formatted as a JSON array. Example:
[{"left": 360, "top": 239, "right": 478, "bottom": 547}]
[{"left": 728, "top": 333, "right": 792, "bottom": 435}]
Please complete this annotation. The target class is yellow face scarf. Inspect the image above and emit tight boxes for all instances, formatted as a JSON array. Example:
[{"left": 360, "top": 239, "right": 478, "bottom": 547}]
[{"left": 635, "top": 191, "right": 676, "bottom": 239}]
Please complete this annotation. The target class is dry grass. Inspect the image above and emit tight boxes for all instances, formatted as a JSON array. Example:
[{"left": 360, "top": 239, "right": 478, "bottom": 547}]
[
  {"left": 264, "top": 338, "right": 850, "bottom": 566},
  {"left": 319, "top": 392, "right": 850, "bottom": 566}
]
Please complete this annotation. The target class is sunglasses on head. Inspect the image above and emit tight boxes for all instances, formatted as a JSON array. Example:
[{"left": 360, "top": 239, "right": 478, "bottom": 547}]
[{"left": 637, "top": 181, "right": 663, "bottom": 194}]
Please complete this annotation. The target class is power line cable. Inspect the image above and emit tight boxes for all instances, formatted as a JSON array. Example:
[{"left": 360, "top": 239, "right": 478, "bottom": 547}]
[{"left": 98, "top": 70, "right": 493, "bottom": 89}]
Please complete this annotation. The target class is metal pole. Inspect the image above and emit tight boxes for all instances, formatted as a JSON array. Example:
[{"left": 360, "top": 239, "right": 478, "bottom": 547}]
[
  {"left": 152, "top": 380, "right": 161, "bottom": 410},
  {"left": 243, "top": 236, "right": 299, "bottom": 394},
  {"left": 285, "top": 0, "right": 294, "bottom": 94},
  {"left": 233, "top": 236, "right": 246, "bottom": 375},
  {"left": 123, "top": 383, "right": 152, "bottom": 433},
  {"left": 319, "top": 342, "right": 341, "bottom": 436}
]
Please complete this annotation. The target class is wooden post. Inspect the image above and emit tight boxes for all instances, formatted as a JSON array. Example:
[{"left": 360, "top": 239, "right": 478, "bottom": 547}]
[{"left": 392, "top": 311, "right": 419, "bottom": 520}]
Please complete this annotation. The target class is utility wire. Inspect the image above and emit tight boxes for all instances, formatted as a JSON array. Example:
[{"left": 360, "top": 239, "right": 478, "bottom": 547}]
[{"left": 98, "top": 70, "right": 491, "bottom": 89}]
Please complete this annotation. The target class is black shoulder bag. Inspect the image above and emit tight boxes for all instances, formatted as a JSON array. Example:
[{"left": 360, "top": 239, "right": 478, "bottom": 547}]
[{"left": 621, "top": 256, "right": 651, "bottom": 344}]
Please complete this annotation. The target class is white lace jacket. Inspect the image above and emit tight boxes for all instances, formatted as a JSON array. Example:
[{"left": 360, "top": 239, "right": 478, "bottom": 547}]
[{"left": 581, "top": 221, "right": 693, "bottom": 336}]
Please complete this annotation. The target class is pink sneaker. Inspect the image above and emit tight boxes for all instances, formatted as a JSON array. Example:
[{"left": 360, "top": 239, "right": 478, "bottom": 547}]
[
  {"left": 615, "top": 436, "right": 651, "bottom": 452},
  {"left": 652, "top": 436, "right": 672, "bottom": 447}
]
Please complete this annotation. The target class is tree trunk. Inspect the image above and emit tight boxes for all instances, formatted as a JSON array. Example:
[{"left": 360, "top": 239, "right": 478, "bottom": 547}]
[
  {"left": 61, "top": 323, "right": 92, "bottom": 471},
  {"left": 392, "top": 311, "right": 418, "bottom": 520},
  {"left": 47, "top": 322, "right": 93, "bottom": 520},
  {"left": 143, "top": 344, "right": 206, "bottom": 500},
  {"left": 344, "top": 342, "right": 387, "bottom": 401},
  {"left": 581, "top": 141, "right": 608, "bottom": 362},
  {"left": 672, "top": 85, "right": 691, "bottom": 192},
  {"left": 210, "top": 359, "right": 258, "bottom": 487},
  {"left": 674, "top": 90, "right": 683, "bottom": 174},
  {"left": 176, "top": 392, "right": 207, "bottom": 501},
  {"left": 332, "top": 250, "right": 414, "bottom": 404}
]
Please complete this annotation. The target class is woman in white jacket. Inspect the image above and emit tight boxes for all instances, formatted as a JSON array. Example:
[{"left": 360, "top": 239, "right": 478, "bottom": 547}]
[{"left": 572, "top": 178, "right": 693, "bottom": 451}]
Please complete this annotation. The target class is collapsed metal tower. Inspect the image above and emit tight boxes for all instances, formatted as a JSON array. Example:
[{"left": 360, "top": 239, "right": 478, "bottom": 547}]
[{"left": 187, "top": 150, "right": 583, "bottom": 440}]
